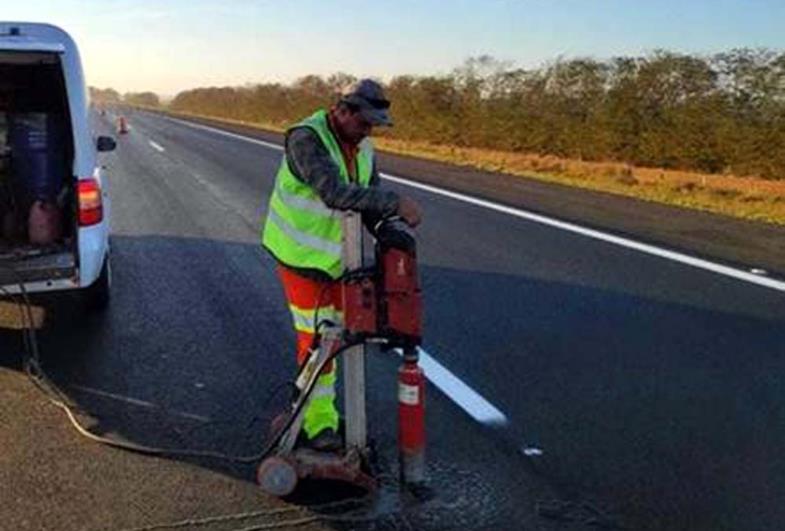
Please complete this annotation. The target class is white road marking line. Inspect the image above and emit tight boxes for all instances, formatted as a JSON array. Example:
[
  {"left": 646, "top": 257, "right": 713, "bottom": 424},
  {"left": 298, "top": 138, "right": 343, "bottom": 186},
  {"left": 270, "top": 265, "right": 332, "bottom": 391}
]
[
  {"left": 397, "top": 347, "right": 508, "bottom": 427},
  {"left": 164, "top": 114, "right": 785, "bottom": 294},
  {"left": 381, "top": 173, "right": 785, "bottom": 293},
  {"left": 148, "top": 140, "right": 165, "bottom": 152},
  {"left": 521, "top": 446, "right": 544, "bottom": 457},
  {"left": 70, "top": 384, "right": 211, "bottom": 423},
  {"left": 164, "top": 116, "right": 284, "bottom": 151}
]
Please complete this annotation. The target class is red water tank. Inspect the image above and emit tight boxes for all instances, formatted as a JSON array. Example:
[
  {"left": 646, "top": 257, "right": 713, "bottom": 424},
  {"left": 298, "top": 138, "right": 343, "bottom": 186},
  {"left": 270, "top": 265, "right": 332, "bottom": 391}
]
[{"left": 28, "top": 200, "right": 62, "bottom": 245}]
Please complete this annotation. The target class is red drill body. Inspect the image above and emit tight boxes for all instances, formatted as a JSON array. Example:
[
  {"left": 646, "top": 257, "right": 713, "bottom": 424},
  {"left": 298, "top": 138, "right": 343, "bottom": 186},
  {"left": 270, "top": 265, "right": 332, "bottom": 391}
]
[{"left": 381, "top": 248, "right": 422, "bottom": 342}]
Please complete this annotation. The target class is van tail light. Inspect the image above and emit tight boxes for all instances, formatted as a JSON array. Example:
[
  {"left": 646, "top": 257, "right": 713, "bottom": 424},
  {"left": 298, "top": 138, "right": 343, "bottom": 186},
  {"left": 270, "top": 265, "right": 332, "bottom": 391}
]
[{"left": 78, "top": 178, "right": 103, "bottom": 226}]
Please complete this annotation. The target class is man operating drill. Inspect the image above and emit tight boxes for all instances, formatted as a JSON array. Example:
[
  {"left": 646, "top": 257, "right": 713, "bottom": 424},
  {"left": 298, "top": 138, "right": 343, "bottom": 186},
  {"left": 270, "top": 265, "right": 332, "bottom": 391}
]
[{"left": 261, "top": 79, "right": 422, "bottom": 451}]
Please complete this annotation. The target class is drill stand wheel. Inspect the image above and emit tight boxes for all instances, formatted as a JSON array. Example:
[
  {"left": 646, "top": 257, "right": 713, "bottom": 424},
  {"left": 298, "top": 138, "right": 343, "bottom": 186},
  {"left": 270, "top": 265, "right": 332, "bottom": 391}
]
[
  {"left": 257, "top": 446, "right": 377, "bottom": 497},
  {"left": 257, "top": 456, "right": 298, "bottom": 497},
  {"left": 256, "top": 325, "right": 377, "bottom": 497}
]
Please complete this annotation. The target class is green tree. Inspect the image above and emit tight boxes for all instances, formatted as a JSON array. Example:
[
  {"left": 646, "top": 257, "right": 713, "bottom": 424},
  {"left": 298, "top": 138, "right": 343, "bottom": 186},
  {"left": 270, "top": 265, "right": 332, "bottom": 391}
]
[
  {"left": 89, "top": 87, "right": 121, "bottom": 104},
  {"left": 124, "top": 92, "right": 161, "bottom": 107},
  {"left": 165, "top": 48, "right": 785, "bottom": 180}
]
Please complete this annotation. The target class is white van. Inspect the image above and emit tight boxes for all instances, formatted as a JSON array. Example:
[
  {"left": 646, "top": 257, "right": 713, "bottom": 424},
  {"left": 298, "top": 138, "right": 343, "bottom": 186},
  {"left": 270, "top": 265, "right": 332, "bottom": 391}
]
[{"left": 0, "top": 22, "right": 114, "bottom": 310}]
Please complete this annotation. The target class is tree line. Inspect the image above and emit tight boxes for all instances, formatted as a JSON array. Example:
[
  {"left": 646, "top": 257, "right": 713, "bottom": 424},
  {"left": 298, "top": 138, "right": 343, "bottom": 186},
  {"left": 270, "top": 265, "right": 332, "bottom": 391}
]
[
  {"left": 89, "top": 87, "right": 160, "bottom": 107},
  {"left": 129, "top": 49, "right": 785, "bottom": 179}
]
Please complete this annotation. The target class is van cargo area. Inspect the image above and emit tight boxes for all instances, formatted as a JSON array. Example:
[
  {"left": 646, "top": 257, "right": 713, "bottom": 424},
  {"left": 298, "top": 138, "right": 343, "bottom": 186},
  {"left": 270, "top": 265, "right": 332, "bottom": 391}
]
[{"left": 0, "top": 51, "right": 77, "bottom": 286}]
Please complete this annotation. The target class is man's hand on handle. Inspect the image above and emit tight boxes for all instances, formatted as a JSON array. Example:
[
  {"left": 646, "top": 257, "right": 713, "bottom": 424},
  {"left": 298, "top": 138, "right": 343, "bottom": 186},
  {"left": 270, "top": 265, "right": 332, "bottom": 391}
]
[{"left": 397, "top": 196, "right": 423, "bottom": 227}]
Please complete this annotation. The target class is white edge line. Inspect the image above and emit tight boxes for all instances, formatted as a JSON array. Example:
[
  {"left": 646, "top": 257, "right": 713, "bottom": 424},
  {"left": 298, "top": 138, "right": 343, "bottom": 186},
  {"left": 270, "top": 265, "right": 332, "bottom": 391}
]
[
  {"left": 71, "top": 384, "right": 211, "bottom": 423},
  {"left": 396, "top": 348, "right": 509, "bottom": 427},
  {"left": 148, "top": 140, "right": 165, "bottom": 152},
  {"left": 380, "top": 173, "right": 785, "bottom": 293}
]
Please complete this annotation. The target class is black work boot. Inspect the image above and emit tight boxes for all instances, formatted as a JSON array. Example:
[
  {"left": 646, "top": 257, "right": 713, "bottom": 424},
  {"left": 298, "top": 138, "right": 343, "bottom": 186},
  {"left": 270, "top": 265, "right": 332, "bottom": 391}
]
[{"left": 298, "top": 428, "right": 342, "bottom": 452}]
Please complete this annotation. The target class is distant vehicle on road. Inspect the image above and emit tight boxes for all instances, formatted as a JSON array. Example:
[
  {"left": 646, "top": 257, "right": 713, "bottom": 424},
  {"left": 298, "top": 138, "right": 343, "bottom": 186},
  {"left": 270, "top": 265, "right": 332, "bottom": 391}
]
[{"left": 0, "top": 22, "right": 116, "bottom": 310}]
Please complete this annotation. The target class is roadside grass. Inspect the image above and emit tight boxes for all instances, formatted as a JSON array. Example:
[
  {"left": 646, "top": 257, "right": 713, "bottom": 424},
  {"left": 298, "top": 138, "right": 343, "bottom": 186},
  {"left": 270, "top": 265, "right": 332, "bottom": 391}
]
[
  {"left": 374, "top": 138, "right": 785, "bottom": 226},
  {"left": 149, "top": 107, "right": 785, "bottom": 226}
]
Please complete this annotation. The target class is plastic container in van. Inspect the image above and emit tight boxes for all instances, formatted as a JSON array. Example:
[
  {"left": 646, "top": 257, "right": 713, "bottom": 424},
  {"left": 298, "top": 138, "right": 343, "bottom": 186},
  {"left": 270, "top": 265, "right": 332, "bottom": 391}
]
[{"left": 9, "top": 112, "right": 67, "bottom": 202}]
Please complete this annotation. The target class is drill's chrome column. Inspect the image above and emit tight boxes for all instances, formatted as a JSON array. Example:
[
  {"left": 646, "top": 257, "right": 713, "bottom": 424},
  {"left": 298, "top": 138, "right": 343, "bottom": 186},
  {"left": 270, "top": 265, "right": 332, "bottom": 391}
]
[{"left": 342, "top": 211, "right": 367, "bottom": 450}]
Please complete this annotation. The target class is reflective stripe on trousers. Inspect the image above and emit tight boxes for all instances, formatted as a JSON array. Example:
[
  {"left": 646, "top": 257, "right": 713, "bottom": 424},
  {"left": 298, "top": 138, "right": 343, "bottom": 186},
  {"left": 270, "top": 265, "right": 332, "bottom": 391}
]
[
  {"left": 277, "top": 264, "right": 342, "bottom": 439},
  {"left": 290, "top": 304, "right": 343, "bottom": 334}
]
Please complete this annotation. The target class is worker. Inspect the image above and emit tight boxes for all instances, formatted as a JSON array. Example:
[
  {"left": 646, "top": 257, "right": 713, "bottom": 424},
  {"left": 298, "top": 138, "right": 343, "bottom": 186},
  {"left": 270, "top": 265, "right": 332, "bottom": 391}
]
[{"left": 261, "top": 79, "right": 422, "bottom": 451}]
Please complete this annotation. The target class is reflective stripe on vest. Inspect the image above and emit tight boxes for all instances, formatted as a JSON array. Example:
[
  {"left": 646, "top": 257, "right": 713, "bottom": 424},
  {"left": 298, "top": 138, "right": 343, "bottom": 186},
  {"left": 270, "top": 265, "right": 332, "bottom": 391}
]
[
  {"left": 267, "top": 209, "right": 343, "bottom": 258},
  {"left": 261, "top": 109, "right": 374, "bottom": 279},
  {"left": 275, "top": 181, "right": 336, "bottom": 218}
]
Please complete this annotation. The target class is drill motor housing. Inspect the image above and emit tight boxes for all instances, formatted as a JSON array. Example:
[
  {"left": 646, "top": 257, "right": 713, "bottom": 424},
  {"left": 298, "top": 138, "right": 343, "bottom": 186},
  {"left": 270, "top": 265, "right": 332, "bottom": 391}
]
[{"left": 342, "top": 218, "right": 422, "bottom": 348}]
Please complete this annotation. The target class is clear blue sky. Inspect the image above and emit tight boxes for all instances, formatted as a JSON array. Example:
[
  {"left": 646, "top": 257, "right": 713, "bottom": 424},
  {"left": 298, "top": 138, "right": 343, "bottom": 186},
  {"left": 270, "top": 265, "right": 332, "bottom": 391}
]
[{"left": 4, "top": 0, "right": 784, "bottom": 96}]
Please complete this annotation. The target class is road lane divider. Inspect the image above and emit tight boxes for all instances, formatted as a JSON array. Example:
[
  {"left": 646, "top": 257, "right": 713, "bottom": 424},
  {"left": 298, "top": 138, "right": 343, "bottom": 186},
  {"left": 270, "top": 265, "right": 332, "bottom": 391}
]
[
  {"left": 163, "top": 116, "right": 284, "bottom": 151},
  {"left": 148, "top": 140, "right": 165, "bottom": 153}
]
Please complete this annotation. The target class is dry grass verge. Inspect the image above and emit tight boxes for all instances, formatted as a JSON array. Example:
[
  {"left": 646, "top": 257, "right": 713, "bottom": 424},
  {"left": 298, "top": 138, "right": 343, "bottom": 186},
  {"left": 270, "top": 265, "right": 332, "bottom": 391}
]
[
  {"left": 149, "top": 108, "right": 785, "bottom": 226},
  {"left": 375, "top": 138, "right": 785, "bottom": 226}
]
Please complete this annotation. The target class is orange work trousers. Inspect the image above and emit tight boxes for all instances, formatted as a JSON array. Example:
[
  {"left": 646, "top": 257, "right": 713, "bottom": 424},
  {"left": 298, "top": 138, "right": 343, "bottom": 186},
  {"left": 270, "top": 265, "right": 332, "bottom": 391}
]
[{"left": 277, "top": 264, "right": 342, "bottom": 438}]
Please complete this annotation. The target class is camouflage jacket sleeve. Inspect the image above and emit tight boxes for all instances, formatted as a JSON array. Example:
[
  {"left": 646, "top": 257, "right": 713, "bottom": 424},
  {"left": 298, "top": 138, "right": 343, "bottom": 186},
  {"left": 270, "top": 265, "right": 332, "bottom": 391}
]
[{"left": 285, "top": 127, "right": 399, "bottom": 219}]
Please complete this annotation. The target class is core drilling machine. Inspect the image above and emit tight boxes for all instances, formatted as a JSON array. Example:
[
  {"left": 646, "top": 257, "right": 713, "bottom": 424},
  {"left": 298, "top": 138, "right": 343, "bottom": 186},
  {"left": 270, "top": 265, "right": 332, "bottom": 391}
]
[{"left": 257, "top": 214, "right": 426, "bottom": 497}]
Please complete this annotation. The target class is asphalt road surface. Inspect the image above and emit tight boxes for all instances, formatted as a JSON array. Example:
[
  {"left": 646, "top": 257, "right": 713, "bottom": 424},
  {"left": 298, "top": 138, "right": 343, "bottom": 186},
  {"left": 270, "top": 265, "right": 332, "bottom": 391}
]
[{"left": 1, "top": 108, "right": 784, "bottom": 531}]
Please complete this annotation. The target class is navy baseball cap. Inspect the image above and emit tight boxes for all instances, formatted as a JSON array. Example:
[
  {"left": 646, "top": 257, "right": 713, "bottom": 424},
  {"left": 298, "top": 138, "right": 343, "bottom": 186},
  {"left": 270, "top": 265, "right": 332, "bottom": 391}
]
[{"left": 340, "top": 79, "right": 393, "bottom": 126}]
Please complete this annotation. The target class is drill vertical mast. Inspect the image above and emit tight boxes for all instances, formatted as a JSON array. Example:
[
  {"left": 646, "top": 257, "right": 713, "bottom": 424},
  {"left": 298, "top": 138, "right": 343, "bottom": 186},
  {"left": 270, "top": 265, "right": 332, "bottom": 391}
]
[{"left": 342, "top": 211, "right": 367, "bottom": 451}]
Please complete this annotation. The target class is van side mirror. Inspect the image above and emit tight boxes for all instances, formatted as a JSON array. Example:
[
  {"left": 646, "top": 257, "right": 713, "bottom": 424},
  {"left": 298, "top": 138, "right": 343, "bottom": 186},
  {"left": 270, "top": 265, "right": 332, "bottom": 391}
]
[{"left": 96, "top": 136, "right": 116, "bottom": 152}]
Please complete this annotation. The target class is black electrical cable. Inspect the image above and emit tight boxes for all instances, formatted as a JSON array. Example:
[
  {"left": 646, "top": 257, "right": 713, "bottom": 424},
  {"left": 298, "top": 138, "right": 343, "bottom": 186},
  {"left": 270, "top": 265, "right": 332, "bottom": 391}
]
[
  {"left": 0, "top": 265, "right": 74, "bottom": 407},
  {"left": 0, "top": 262, "right": 369, "bottom": 465}
]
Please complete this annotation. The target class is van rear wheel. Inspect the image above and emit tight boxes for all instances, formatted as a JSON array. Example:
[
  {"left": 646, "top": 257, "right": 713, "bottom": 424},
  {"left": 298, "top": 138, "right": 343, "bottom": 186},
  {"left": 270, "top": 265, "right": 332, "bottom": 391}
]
[{"left": 85, "top": 256, "right": 111, "bottom": 312}]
